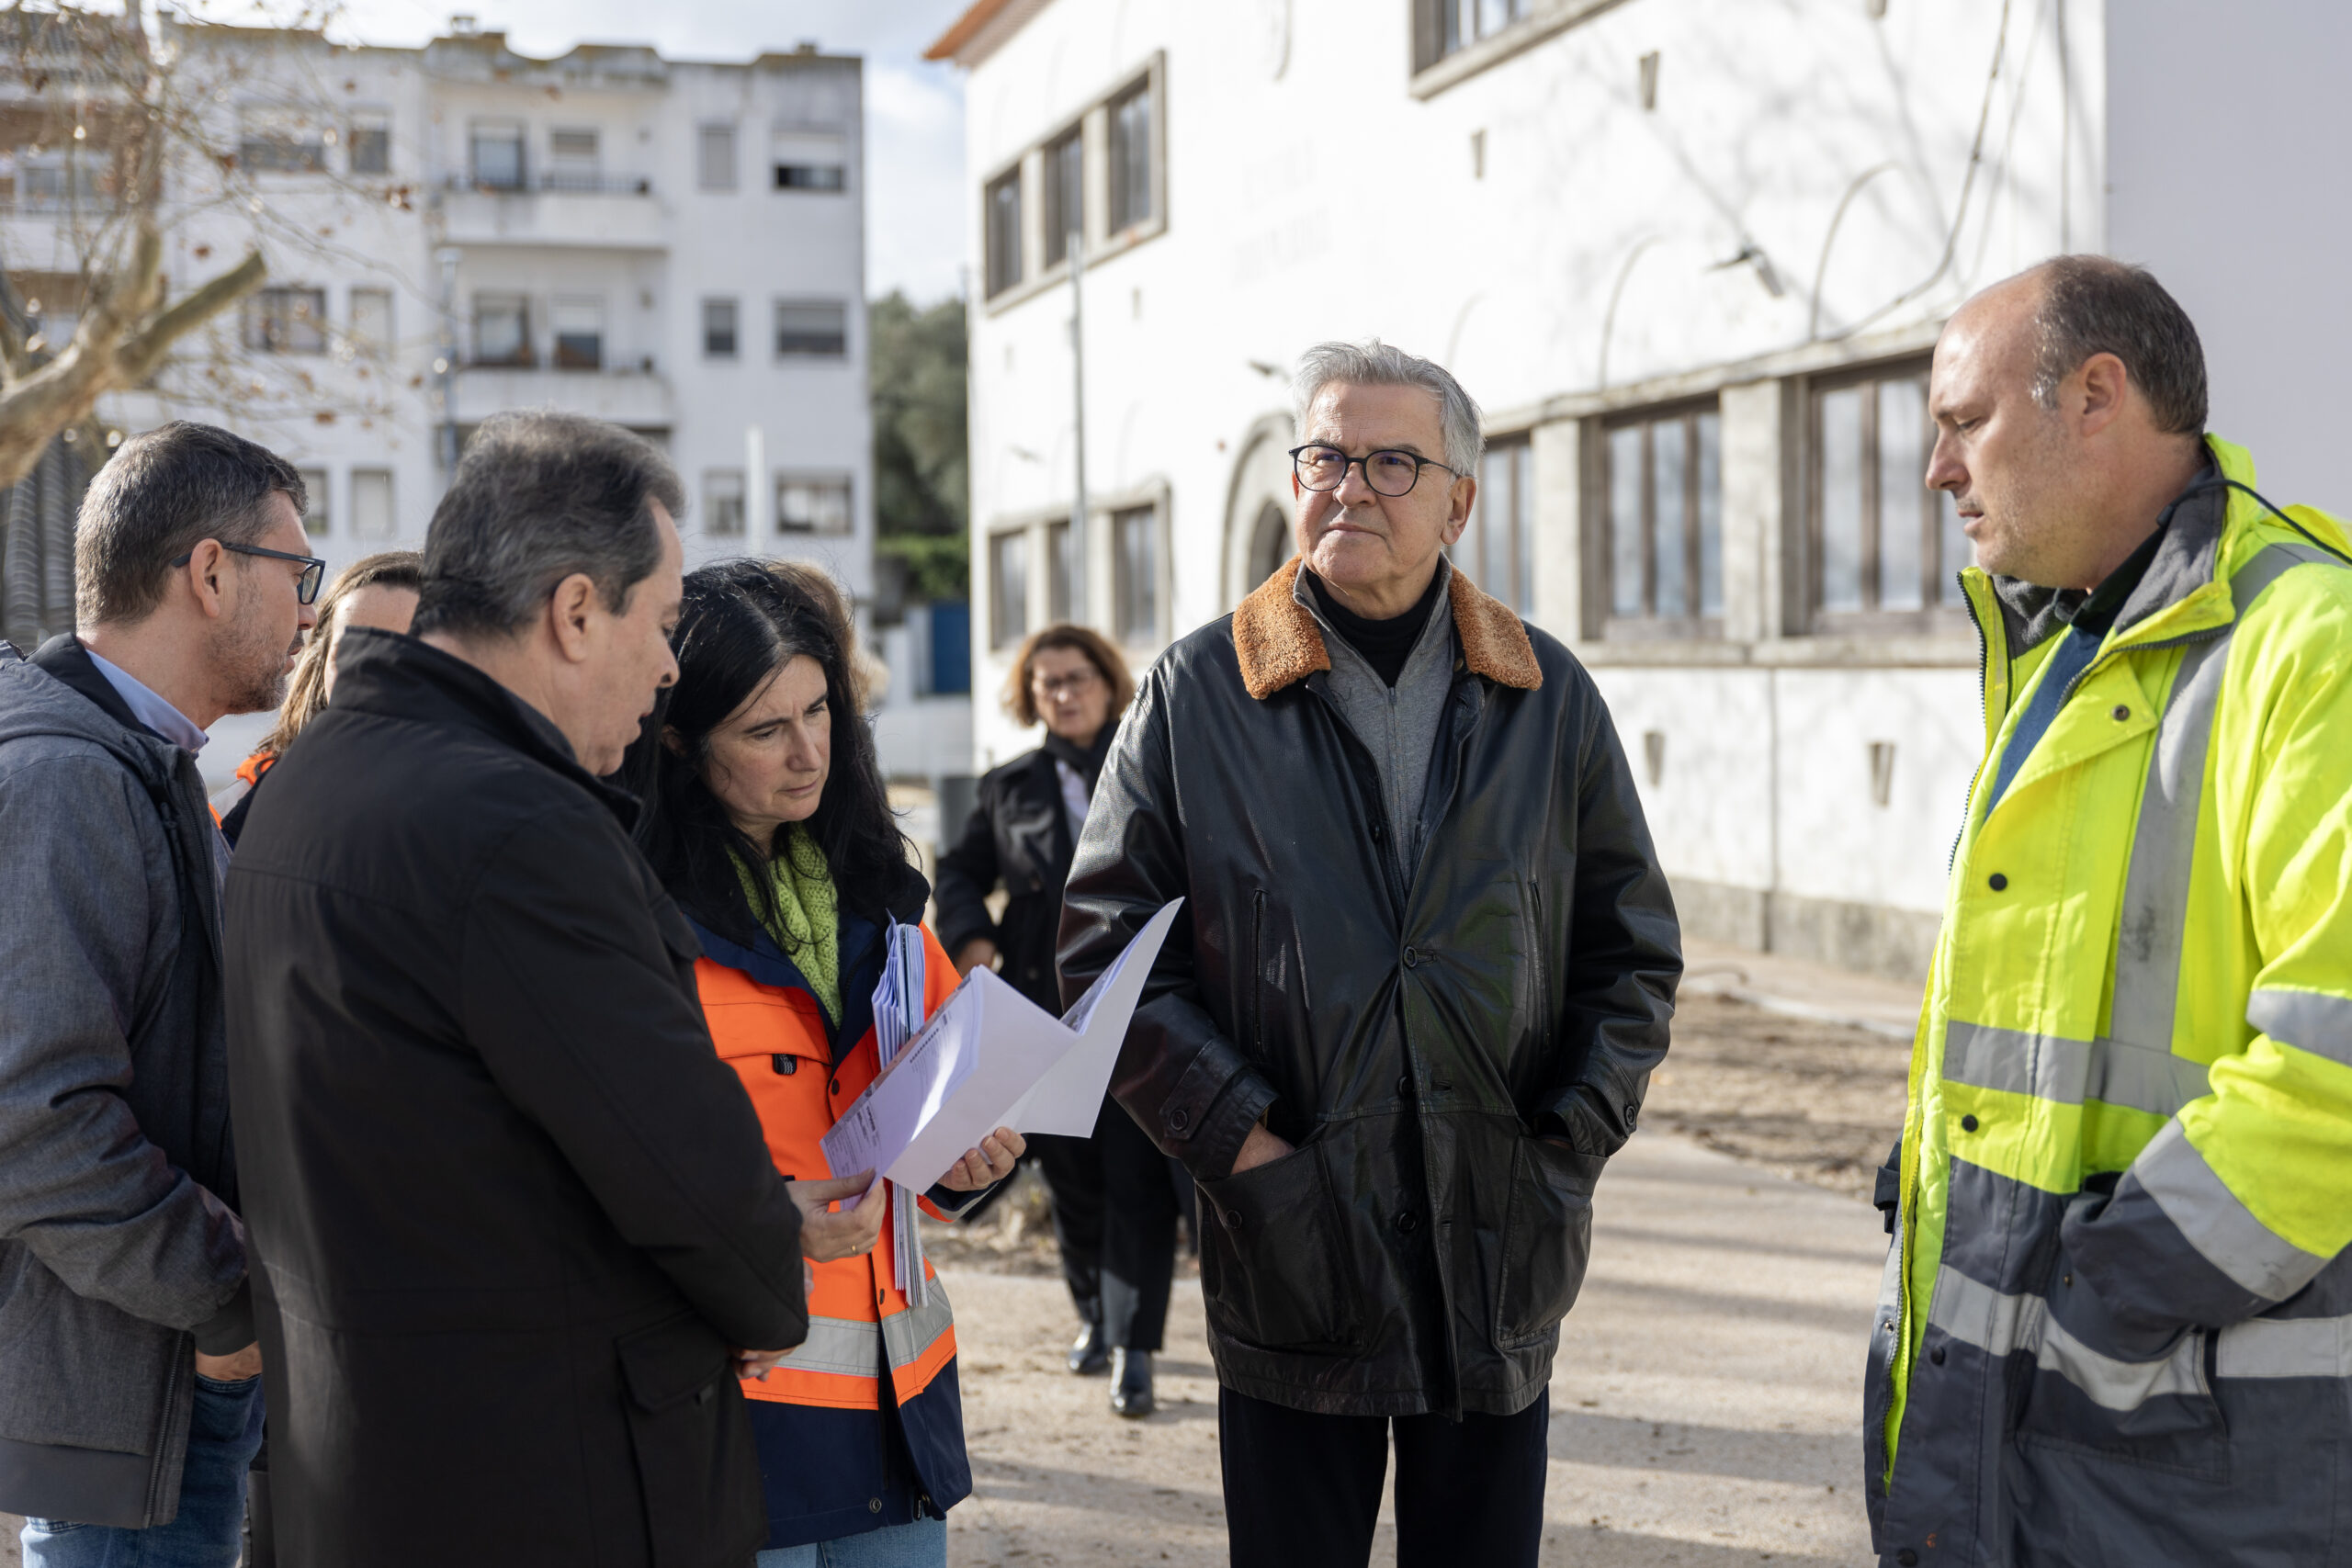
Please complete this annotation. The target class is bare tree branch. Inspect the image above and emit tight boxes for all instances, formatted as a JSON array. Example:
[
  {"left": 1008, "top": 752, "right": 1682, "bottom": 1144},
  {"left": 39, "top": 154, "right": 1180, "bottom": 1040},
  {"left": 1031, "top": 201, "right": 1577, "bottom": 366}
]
[{"left": 0, "top": 242, "right": 266, "bottom": 490}]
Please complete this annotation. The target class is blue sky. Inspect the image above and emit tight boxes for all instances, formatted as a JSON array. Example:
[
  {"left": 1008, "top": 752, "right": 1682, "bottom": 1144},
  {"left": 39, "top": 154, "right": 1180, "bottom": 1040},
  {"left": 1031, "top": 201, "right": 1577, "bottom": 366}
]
[{"left": 286, "top": 0, "right": 976, "bottom": 303}]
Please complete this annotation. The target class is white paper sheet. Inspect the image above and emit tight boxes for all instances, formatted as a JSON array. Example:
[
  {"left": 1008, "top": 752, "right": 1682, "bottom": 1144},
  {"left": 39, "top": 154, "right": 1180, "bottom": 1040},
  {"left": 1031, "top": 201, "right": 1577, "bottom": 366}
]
[{"left": 818, "top": 899, "right": 1182, "bottom": 1191}]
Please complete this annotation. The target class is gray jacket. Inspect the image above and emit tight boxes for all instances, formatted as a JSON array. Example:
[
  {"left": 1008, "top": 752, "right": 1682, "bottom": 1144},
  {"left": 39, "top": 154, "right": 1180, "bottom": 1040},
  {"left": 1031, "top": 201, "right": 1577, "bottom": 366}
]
[{"left": 0, "top": 637, "right": 251, "bottom": 1529}]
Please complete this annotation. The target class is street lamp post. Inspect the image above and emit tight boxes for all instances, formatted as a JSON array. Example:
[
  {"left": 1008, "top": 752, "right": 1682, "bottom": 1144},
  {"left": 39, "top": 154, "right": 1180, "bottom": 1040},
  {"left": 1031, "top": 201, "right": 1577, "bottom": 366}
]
[{"left": 1068, "top": 221, "right": 1088, "bottom": 626}]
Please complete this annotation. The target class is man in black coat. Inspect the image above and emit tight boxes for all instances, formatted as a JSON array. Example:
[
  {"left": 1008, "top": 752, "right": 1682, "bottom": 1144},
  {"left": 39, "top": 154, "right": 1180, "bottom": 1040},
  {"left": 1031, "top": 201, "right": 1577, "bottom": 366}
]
[
  {"left": 224, "top": 412, "right": 874, "bottom": 1567},
  {"left": 1060, "top": 343, "right": 1681, "bottom": 1568}
]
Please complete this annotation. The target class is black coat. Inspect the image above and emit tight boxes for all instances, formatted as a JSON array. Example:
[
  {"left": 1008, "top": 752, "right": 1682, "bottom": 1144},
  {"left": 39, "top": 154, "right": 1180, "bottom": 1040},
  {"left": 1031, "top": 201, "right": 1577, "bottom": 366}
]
[
  {"left": 222, "top": 630, "right": 808, "bottom": 1568},
  {"left": 933, "top": 747, "right": 1080, "bottom": 1014},
  {"left": 1058, "top": 563, "right": 1681, "bottom": 1418}
]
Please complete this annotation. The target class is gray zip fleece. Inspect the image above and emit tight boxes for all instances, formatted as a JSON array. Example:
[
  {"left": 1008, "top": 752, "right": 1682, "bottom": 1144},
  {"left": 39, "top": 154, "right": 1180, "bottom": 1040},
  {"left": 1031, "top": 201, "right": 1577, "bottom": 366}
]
[{"left": 0, "top": 641, "right": 250, "bottom": 1529}]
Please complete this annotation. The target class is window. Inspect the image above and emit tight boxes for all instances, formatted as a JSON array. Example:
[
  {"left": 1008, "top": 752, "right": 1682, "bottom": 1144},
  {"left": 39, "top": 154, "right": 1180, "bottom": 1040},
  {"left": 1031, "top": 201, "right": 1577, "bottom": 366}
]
[
  {"left": 347, "top": 110, "right": 390, "bottom": 175},
  {"left": 702, "top": 298, "right": 739, "bottom": 358},
  {"left": 550, "top": 297, "right": 603, "bottom": 370},
  {"left": 984, "top": 169, "right": 1023, "bottom": 298},
  {"left": 348, "top": 288, "right": 392, "bottom": 350},
  {"left": 702, "top": 470, "right": 745, "bottom": 537},
  {"left": 472, "top": 293, "right": 531, "bottom": 366},
  {"left": 239, "top": 107, "right": 325, "bottom": 173},
  {"left": 698, "top": 124, "right": 738, "bottom": 191},
  {"left": 11, "top": 154, "right": 103, "bottom": 213},
  {"left": 1113, "top": 504, "right": 1159, "bottom": 642},
  {"left": 469, "top": 122, "right": 525, "bottom": 190},
  {"left": 1419, "top": 0, "right": 1527, "bottom": 68},
  {"left": 1604, "top": 403, "right": 1723, "bottom": 633},
  {"left": 298, "top": 468, "right": 330, "bottom": 537},
  {"left": 989, "top": 530, "right": 1029, "bottom": 650},
  {"left": 1046, "top": 519, "right": 1075, "bottom": 621},
  {"left": 1248, "top": 501, "right": 1290, "bottom": 589},
  {"left": 776, "top": 477, "right": 851, "bottom": 536},
  {"left": 243, "top": 288, "right": 327, "bottom": 354},
  {"left": 547, "top": 128, "right": 600, "bottom": 191},
  {"left": 1043, "top": 127, "right": 1083, "bottom": 266},
  {"left": 350, "top": 469, "right": 395, "bottom": 541},
  {"left": 1460, "top": 437, "right": 1533, "bottom": 615},
  {"left": 772, "top": 130, "right": 847, "bottom": 192},
  {"left": 1107, "top": 81, "right": 1153, "bottom": 232},
  {"left": 1809, "top": 363, "right": 1969, "bottom": 622},
  {"left": 774, "top": 300, "right": 847, "bottom": 358}
]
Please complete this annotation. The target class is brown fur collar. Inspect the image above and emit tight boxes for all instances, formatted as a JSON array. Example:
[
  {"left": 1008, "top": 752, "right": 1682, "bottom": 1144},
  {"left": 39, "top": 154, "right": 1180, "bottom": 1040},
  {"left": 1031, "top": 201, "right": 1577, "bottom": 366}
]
[{"left": 1232, "top": 558, "right": 1543, "bottom": 701}]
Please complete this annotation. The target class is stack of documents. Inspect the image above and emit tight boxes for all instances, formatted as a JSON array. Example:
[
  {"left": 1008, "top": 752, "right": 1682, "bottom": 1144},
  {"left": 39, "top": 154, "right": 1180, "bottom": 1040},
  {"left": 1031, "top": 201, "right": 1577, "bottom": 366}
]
[
  {"left": 822, "top": 900, "right": 1183, "bottom": 1246},
  {"left": 869, "top": 921, "right": 931, "bottom": 1304}
]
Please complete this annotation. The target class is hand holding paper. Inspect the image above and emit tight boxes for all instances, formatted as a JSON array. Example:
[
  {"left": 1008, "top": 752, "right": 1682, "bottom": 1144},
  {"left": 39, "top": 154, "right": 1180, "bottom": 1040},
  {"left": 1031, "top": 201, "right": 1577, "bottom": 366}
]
[{"left": 820, "top": 900, "right": 1183, "bottom": 1193}]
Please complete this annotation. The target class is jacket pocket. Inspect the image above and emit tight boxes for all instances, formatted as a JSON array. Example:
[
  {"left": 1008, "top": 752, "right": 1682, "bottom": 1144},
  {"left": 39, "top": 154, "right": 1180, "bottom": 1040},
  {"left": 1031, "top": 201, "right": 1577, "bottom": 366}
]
[
  {"left": 614, "top": 1314, "right": 763, "bottom": 1568},
  {"left": 1195, "top": 1139, "right": 1363, "bottom": 1354},
  {"left": 1495, "top": 1136, "right": 1600, "bottom": 1348},
  {"left": 2008, "top": 1251, "right": 2229, "bottom": 1478}
]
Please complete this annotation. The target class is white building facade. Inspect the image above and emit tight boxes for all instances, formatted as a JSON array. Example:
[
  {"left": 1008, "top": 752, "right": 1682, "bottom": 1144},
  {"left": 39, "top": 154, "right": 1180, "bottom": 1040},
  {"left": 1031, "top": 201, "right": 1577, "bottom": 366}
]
[
  {"left": 5, "top": 20, "right": 876, "bottom": 778},
  {"left": 934, "top": 0, "right": 2351, "bottom": 980}
]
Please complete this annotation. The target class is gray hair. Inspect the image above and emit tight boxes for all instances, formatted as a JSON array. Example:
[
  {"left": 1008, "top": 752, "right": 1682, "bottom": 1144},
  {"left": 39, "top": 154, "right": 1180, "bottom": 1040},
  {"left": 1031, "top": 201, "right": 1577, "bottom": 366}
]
[
  {"left": 75, "top": 422, "right": 308, "bottom": 626},
  {"left": 1292, "top": 339, "right": 1485, "bottom": 477},
  {"left": 413, "top": 411, "right": 684, "bottom": 640},
  {"left": 2026, "top": 256, "right": 2208, "bottom": 436}
]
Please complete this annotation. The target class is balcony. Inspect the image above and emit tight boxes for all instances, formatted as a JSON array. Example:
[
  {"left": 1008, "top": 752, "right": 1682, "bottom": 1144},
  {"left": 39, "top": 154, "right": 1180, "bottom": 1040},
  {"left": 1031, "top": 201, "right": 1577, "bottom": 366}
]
[
  {"left": 437, "top": 174, "right": 664, "bottom": 250},
  {"left": 452, "top": 364, "right": 673, "bottom": 429}
]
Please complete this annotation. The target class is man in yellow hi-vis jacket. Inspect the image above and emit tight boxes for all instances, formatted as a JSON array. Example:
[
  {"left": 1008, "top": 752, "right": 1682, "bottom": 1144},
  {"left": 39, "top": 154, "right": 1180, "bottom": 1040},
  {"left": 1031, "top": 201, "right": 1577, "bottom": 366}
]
[{"left": 1868, "top": 255, "right": 2352, "bottom": 1568}]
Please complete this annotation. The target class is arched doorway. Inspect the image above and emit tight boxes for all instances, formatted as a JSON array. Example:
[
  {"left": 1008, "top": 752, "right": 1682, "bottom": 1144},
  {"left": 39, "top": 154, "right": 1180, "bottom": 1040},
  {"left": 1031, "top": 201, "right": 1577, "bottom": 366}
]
[
  {"left": 1220, "top": 412, "right": 1295, "bottom": 610},
  {"left": 1248, "top": 502, "right": 1289, "bottom": 592}
]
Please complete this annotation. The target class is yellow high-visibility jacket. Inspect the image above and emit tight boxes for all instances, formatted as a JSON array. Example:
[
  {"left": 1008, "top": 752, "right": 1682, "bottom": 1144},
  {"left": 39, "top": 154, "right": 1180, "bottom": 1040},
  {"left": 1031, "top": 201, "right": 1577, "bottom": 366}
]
[{"left": 1867, "top": 436, "right": 2352, "bottom": 1568}]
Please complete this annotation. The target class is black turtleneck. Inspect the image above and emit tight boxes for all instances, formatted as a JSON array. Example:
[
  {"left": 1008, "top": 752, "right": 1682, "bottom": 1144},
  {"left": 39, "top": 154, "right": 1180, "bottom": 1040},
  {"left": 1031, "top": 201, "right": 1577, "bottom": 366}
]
[{"left": 1304, "top": 566, "right": 1446, "bottom": 688}]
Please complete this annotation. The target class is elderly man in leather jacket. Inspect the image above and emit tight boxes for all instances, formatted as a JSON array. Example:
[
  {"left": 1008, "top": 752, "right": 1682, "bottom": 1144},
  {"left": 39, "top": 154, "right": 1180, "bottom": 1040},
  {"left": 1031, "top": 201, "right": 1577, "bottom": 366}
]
[{"left": 1059, "top": 340, "right": 1680, "bottom": 1568}]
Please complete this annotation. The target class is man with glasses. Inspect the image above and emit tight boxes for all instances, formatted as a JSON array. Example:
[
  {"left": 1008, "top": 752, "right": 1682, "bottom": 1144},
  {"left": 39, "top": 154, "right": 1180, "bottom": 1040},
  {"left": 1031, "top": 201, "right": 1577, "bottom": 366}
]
[
  {"left": 1062, "top": 340, "right": 1680, "bottom": 1566},
  {"left": 0, "top": 423, "right": 317, "bottom": 1565}
]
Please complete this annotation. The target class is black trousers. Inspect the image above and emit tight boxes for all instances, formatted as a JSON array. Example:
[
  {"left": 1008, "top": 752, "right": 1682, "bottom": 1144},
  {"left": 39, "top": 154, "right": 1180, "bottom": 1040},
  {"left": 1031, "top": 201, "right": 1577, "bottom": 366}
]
[
  {"left": 1217, "top": 1385, "right": 1550, "bottom": 1568},
  {"left": 1031, "top": 1099, "right": 1182, "bottom": 1350}
]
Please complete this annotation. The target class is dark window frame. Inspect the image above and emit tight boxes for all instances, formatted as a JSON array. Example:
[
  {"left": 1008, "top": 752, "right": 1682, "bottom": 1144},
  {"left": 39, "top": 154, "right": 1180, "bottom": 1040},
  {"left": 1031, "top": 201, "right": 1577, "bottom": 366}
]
[
  {"left": 1106, "top": 77, "right": 1154, "bottom": 234},
  {"left": 989, "top": 528, "right": 1029, "bottom": 650},
  {"left": 1042, "top": 124, "right": 1084, "bottom": 267},
  {"left": 1600, "top": 398, "right": 1724, "bottom": 641},
  {"left": 984, "top": 167, "right": 1024, "bottom": 299},
  {"left": 1804, "top": 356, "right": 1972, "bottom": 636},
  {"left": 772, "top": 299, "right": 848, "bottom": 359},
  {"left": 243, "top": 286, "right": 328, "bottom": 355},
  {"left": 702, "top": 297, "right": 740, "bottom": 359},
  {"left": 470, "top": 292, "right": 533, "bottom": 367},
  {"left": 1112, "top": 502, "right": 1160, "bottom": 644}
]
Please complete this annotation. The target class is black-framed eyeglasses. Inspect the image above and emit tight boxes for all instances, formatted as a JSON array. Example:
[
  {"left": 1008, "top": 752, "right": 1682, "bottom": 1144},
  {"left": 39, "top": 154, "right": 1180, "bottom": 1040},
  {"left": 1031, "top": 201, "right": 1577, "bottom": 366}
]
[
  {"left": 1289, "top": 444, "right": 1460, "bottom": 499},
  {"left": 171, "top": 541, "right": 328, "bottom": 604}
]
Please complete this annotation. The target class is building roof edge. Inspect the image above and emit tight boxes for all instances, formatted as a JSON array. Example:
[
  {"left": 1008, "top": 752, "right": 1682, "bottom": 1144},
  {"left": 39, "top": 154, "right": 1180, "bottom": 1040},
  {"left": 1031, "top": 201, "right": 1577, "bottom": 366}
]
[{"left": 923, "top": 0, "right": 1052, "bottom": 66}]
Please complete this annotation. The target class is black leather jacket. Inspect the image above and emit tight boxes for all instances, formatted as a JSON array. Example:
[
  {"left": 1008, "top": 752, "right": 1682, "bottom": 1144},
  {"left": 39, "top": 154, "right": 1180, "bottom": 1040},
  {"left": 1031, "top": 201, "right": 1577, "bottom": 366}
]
[
  {"left": 934, "top": 748, "right": 1076, "bottom": 1014},
  {"left": 1059, "top": 563, "right": 1680, "bottom": 1417}
]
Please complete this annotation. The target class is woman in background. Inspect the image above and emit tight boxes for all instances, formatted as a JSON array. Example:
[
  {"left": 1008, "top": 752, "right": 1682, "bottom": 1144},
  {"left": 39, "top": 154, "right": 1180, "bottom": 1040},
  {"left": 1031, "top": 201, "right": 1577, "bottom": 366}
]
[
  {"left": 217, "top": 549, "right": 419, "bottom": 845},
  {"left": 631, "top": 558, "right": 1020, "bottom": 1568},
  {"left": 933, "top": 624, "right": 1181, "bottom": 1419}
]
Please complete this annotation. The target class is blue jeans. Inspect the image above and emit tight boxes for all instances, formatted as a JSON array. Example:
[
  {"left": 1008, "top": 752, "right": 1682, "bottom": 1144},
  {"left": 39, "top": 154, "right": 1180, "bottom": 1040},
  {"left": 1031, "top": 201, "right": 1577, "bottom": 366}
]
[
  {"left": 20, "top": 1374, "right": 265, "bottom": 1568},
  {"left": 755, "top": 1517, "right": 947, "bottom": 1568}
]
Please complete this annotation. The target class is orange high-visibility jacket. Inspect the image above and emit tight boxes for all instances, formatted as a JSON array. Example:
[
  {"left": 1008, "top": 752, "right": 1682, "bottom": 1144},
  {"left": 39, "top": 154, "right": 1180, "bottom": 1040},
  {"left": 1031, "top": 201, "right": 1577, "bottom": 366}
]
[{"left": 687, "top": 906, "right": 979, "bottom": 1529}]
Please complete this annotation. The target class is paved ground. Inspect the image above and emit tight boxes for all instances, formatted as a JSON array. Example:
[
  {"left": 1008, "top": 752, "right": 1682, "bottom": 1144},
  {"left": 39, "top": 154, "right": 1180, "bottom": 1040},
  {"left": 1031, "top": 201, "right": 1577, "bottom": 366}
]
[
  {"left": 6, "top": 955, "right": 1908, "bottom": 1566},
  {"left": 944, "top": 1129, "right": 1883, "bottom": 1567}
]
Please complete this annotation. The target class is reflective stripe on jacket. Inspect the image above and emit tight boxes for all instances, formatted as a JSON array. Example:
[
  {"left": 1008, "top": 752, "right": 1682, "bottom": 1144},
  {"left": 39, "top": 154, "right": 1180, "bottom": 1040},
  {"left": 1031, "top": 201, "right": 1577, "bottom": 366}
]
[
  {"left": 1868, "top": 435, "right": 2352, "bottom": 1567},
  {"left": 693, "top": 923, "right": 963, "bottom": 1414}
]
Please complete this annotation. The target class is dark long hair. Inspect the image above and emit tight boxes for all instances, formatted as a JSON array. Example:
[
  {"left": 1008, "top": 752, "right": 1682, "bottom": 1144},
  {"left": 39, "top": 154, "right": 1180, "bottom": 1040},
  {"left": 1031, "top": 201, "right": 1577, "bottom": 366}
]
[{"left": 627, "top": 558, "right": 911, "bottom": 949}]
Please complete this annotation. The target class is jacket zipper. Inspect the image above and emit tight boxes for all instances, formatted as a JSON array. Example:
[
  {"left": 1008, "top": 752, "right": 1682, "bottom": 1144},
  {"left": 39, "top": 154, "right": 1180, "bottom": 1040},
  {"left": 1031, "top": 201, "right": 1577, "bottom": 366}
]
[{"left": 1525, "top": 878, "right": 1550, "bottom": 1057}]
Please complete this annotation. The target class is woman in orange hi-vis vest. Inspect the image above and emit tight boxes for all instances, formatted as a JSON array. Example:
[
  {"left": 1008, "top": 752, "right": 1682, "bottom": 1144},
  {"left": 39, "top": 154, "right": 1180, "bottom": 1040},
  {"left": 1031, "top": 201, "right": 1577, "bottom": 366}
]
[{"left": 627, "top": 558, "right": 1022, "bottom": 1568}]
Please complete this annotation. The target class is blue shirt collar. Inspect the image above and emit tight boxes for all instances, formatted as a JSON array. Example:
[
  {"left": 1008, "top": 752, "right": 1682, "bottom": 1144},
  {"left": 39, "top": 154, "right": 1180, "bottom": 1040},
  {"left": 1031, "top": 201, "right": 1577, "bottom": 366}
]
[{"left": 83, "top": 648, "right": 209, "bottom": 755}]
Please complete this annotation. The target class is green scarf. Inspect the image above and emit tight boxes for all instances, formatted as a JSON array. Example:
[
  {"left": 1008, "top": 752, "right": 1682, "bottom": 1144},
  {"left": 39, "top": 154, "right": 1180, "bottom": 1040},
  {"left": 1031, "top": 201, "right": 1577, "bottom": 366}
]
[{"left": 733, "top": 825, "right": 841, "bottom": 1023}]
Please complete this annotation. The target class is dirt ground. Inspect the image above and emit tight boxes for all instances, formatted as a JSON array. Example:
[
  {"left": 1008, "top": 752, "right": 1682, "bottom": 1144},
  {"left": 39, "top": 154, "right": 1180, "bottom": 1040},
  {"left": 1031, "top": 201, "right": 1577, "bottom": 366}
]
[
  {"left": 1634, "top": 990, "right": 1911, "bottom": 1200},
  {"left": 0, "top": 991, "right": 1909, "bottom": 1566}
]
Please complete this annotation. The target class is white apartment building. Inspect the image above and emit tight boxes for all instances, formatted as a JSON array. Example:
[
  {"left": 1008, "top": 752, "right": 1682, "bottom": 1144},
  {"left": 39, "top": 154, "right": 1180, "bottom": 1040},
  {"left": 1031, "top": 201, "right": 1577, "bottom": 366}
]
[
  {"left": 933, "top": 0, "right": 2351, "bottom": 979},
  {"left": 4, "top": 18, "right": 876, "bottom": 781}
]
